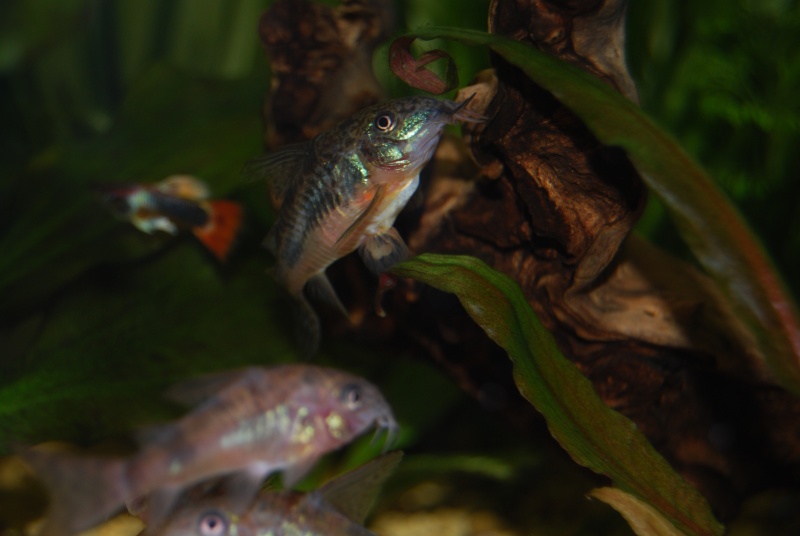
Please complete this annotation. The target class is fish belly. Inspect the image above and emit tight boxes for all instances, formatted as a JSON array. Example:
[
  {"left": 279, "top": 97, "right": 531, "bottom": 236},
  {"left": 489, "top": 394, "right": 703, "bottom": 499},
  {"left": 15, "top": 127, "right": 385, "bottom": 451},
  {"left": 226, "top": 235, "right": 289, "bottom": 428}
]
[
  {"left": 281, "top": 199, "right": 373, "bottom": 296},
  {"left": 363, "top": 175, "right": 419, "bottom": 236}
]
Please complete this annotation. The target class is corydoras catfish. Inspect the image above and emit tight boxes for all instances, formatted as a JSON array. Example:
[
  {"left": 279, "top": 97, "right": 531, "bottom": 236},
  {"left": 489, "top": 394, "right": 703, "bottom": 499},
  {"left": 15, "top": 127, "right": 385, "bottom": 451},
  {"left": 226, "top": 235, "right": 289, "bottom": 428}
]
[
  {"left": 20, "top": 365, "right": 397, "bottom": 536},
  {"left": 143, "top": 451, "right": 403, "bottom": 536},
  {"left": 96, "top": 175, "right": 243, "bottom": 261},
  {"left": 246, "top": 96, "right": 484, "bottom": 355}
]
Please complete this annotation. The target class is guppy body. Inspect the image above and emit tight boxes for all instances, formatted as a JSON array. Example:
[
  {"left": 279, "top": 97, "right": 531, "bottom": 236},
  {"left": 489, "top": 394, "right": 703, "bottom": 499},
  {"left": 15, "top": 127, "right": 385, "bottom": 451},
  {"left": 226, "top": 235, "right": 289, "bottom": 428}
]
[
  {"left": 144, "top": 452, "right": 403, "bottom": 536},
  {"left": 96, "top": 175, "right": 242, "bottom": 261},
  {"left": 21, "top": 365, "right": 396, "bottom": 536},
  {"left": 248, "top": 96, "right": 483, "bottom": 355}
]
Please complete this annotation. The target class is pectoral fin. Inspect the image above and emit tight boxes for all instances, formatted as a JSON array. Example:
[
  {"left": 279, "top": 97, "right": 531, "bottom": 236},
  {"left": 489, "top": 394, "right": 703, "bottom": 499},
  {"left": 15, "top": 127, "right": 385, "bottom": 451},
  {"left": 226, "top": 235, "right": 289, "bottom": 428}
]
[
  {"left": 215, "top": 465, "right": 271, "bottom": 514},
  {"left": 243, "top": 142, "right": 309, "bottom": 205},
  {"left": 131, "top": 214, "right": 177, "bottom": 235},
  {"left": 334, "top": 185, "right": 385, "bottom": 248},
  {"left": 358, "top": 227, "right": 409, "bottom": 275},
  {"left": 282, "top": 458, "right": 317, "bottom": 488}
]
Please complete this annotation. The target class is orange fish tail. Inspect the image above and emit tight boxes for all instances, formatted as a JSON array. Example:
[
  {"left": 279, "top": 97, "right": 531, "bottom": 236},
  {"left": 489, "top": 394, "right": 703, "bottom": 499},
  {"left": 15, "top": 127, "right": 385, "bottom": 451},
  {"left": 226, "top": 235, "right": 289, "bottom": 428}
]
[
  {"left": 19, "top": 448, "right": 129, "bottom": 536},
  {"left": 192, "top": 200, "right": 243, "bottom": 261}
]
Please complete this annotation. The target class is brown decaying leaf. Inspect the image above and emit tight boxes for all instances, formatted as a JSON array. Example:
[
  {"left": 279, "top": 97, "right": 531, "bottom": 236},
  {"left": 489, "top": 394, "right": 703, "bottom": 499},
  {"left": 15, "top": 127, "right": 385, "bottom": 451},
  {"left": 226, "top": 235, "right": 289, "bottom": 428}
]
[{"left": 388, "top": 37, "right": 458, "bottom": 95}]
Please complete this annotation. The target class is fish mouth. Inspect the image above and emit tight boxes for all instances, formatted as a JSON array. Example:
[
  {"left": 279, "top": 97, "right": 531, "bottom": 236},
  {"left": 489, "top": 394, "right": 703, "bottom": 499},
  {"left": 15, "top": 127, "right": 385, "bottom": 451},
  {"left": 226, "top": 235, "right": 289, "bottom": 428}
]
[
  {"left": 447, "top": 94, "right": 487, "bottom": 124},
  {"left": 408, "top": 124, "right": 447, "bottom": 165},
  {"left": 371, "top": 414, "right": 399, "bottom": 452}
]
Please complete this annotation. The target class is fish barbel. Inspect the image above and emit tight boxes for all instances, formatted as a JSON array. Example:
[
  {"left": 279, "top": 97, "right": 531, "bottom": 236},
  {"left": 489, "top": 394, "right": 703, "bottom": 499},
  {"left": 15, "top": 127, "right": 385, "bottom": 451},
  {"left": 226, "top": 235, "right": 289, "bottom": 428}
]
[
  {"left": 20, "top": 365, "right": 397, "bottom": 536},
  {"left": 246, "top": 96, "right": 485, "bottom": 355},
  {"left": 143, "top": 451, "right": 403, "bottom": 536},
  {"left": 96, "top": 175, "right": 243, "bottom": 261}
]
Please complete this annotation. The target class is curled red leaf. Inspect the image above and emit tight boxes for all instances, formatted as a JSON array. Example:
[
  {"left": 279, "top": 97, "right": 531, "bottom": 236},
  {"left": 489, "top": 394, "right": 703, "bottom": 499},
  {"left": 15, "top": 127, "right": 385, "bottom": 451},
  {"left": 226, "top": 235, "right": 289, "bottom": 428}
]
[{"left": 389, "top": 37, "right": 458, "bottom": 94}]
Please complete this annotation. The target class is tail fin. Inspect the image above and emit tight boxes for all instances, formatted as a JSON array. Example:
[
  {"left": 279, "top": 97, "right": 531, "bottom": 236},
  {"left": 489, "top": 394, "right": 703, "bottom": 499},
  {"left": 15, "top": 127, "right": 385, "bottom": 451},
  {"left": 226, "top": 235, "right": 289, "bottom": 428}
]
[
  {"left": 192, "top": 200, "right": 243, "bottom": 262},
  {"left": 19, "top": 447, "right": 129, "bottom": 536}
]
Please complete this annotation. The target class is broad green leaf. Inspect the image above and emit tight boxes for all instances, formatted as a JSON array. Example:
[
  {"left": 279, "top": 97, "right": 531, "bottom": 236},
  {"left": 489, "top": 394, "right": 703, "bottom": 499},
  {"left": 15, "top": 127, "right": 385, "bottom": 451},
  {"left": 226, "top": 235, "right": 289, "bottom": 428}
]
[
  {"left": 591, "top": 487, "right": 685, "bottom": 536},
  {"left": 392, "top": 253, "right": 724, "bottom": 536},
  {"left": 400, "top": 27, "right": 800, "bottom": 394}
]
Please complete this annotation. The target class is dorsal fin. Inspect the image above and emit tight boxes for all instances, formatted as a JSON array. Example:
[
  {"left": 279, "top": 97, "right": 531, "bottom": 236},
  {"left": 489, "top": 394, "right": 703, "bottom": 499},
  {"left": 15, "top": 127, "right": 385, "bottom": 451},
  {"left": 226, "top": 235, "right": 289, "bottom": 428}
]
[
  {"left": 315, "top": 451, "right": 403, "bottom": 524},
  {"left": 243, "top": 143, "right": 309, "bottom": 205},
  {"left": 155, "top": 175, "right": 211, "bottom": 201},
  {"left": 164, "top": 367, "right": 263, "bottom": 407}
]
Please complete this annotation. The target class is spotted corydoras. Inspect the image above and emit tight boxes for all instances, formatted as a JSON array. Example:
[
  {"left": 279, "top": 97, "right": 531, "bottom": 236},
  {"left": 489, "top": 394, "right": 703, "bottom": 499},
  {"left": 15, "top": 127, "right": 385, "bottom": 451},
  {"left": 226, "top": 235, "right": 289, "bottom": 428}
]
[{"left": 246, "top": 96, "right": 484, "bottom": 356}]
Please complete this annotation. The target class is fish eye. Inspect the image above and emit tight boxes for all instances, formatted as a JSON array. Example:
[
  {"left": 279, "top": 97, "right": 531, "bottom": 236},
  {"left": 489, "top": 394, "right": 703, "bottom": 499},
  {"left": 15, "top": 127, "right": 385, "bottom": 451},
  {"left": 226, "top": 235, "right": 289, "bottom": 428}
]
[
  {"left": 198, "top": 511, "right": 228, "bottom": 536},
  {"left": 374, "top": 113, "right": 395, "bottom": 132},
  {"left": 341, "top": 384, "right": 363, "bottom": 410}
]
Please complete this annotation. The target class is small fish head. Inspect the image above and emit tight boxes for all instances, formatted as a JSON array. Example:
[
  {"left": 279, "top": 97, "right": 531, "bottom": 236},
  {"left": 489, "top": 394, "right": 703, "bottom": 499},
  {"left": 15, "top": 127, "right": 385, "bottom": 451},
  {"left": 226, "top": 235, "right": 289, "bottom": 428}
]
[
  {"left": 141, "top": 502, "right": 254, "bottom": 536},
  {"left": 93, "top": 183, "right": 141, "bottom": 217},
  {"left": 357, "top": 96, "right": 482, "bottom": 177},
  {"left": 317, "top": 371, "right": 398, "bottom": 451}
]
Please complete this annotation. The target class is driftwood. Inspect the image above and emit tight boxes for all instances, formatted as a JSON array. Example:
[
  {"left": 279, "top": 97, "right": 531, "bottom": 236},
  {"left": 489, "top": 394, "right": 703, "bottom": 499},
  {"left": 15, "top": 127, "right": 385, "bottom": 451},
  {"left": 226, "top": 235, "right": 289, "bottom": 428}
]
[{"left": 257, "top": 0, "right": 800, "bottom": 520}]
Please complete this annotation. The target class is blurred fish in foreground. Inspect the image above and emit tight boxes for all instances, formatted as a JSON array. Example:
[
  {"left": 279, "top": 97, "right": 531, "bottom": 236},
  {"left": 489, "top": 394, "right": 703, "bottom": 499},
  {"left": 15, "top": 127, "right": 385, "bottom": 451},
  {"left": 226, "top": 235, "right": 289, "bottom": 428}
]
[
  {"left": 245, "top": 96, "right": 485, "bottom": 356},
  {"left": 96, "top": 175, "right": 243, "bottom": 261},
  {"left": 19, "top": 365, "right": 397, "bottom": 536},
  {"left": 142, "top": 451, "right": 403, "bottom": 536}
]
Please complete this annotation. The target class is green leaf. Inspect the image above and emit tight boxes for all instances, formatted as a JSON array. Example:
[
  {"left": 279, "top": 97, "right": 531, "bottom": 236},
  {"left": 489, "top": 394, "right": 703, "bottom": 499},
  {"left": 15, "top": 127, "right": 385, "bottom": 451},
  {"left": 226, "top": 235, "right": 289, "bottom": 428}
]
[
  {"left": 392, "top": 254, "right": 724, "bottom": 536},
  {"left": 590, "top": 487, "right": 685, "bottom": 536},
  {"left": 399, "top": 27, "right": 800, "bottom": 394}
]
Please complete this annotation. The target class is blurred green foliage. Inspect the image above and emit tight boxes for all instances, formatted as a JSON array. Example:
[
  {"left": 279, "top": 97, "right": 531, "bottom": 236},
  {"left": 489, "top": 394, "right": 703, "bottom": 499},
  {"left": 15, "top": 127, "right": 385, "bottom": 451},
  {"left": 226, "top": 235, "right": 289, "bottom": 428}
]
[{"left": 628, "top": 0, "right": 800, "bottom": 297}]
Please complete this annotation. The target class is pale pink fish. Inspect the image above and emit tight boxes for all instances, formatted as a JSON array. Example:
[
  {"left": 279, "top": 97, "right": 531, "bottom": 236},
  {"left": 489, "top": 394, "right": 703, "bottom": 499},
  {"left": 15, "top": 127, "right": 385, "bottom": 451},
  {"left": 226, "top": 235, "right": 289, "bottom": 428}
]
[
  {"left": 141, "top": 451, "right": 403, "bottom": 536},
  {"left": 20, "top": 365, "right": 397, "bottom": 536}
]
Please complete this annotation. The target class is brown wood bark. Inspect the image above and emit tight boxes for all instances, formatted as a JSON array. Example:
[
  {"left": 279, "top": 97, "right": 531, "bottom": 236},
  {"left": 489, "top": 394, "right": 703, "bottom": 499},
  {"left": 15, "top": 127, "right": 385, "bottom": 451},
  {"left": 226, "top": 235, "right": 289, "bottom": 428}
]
[{"left": 257, "top": 0, "right": 800, "bottom": 521}]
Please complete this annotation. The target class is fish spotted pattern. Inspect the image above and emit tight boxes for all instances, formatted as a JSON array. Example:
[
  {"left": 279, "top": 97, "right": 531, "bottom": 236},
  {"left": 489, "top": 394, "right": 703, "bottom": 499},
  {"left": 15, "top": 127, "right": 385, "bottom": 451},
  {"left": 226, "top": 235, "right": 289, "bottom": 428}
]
[{"left": 246, "top": 96, "right": 484, "bottom": 355}]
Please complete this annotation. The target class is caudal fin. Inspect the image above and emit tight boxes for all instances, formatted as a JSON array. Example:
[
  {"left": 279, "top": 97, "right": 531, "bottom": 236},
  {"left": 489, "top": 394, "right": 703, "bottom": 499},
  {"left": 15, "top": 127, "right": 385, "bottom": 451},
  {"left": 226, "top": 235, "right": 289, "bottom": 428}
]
[
  {"left": 19, "top": 447, "right": 129, "bottom": 536},
  {"left": 192, "top": 200, "right": 243, "bottom": 261}
]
